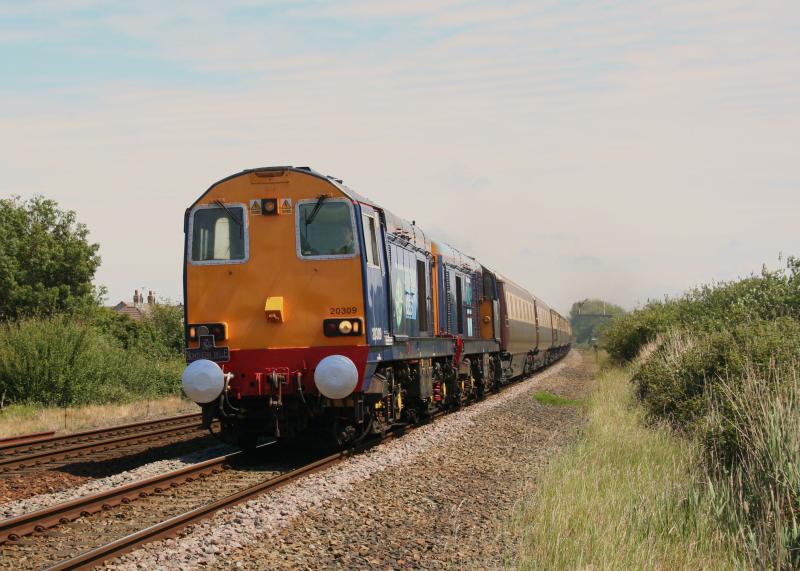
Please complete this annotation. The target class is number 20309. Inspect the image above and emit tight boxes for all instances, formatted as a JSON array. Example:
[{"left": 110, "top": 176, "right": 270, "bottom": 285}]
[{"left": 329, "top": 306, "right": 358, "bottom": 315}]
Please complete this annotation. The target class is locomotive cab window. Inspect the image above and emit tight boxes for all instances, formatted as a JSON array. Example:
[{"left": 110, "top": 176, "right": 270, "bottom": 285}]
[
  {"left": 363, "top": 214, "right": 381, "bottom": 268},
  {"left": 189, "top": 204, "right": 248, "bottom": 264},
  {"left": 297, "top": 199, "right": 358, "bottom": 259}
]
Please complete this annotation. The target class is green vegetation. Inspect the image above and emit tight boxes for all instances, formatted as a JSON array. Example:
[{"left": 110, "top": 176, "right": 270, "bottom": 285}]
[
  {"left": 0, "top": 196, "right": 185, "bottom": 408},
  {"left": 532, "top": 391, "right": 581, "bottom": 407},
  {"left": 514, "top": 367, "right": 737, "bottom": 569},
  {"left": 0, "top": 196, "right": 101, "bottom": 320},
  {"left": 599, "top": 256, "right": 800, "bottom": 568},
  {"left": 569, "top": 298, "right": 626, "bottom": 345}
]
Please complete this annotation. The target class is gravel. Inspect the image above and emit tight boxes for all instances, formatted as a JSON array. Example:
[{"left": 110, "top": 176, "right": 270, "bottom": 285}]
[
  {"left": 104, "top": 351, "right": 593, "bottom": 570},
  {"left": 0, "top": 430, "right": 221, "bottom": 505},
  {"left": 0, "top": 443, "right": 236, "bottom": 519}
]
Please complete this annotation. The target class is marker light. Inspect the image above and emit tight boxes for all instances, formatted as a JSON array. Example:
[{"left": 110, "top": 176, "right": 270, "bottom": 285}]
[
  {"left": 338, "top": 320, "right": 353, "bottom": 334},
  {"left": 261, "top": 198, "right": 278, "bottom": 215}
]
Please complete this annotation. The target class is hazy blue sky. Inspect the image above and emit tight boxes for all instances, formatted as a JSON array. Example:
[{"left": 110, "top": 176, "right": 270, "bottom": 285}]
[{"left": 2, "top": 1, "right": 798, "bottom": 313}]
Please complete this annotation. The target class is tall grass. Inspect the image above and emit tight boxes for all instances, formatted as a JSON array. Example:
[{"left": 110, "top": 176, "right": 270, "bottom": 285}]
[
  {"left": 0, "top": 316, "right": 184, "bottom": 406},
  {"left": 703, "top": 363, "right": 800, "bottom": 569},
  {"left": 630, "top": 327, "right": 800, "bottom": 568},
  {"left": 512, "top": 367, "right": 740, "bottom": 570}
]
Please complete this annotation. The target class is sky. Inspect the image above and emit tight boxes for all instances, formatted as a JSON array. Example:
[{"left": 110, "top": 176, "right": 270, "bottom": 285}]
[{"left": 1, "top": 0, "right": 798, "bottom": 314}]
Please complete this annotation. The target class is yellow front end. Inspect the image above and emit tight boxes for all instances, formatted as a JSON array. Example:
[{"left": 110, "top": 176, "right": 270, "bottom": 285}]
[{"left": 183, "top": 168, "right": 369, "bottom": 407}]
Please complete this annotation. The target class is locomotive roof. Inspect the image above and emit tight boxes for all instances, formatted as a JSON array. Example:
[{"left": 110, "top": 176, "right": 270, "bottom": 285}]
[
  {"left": 192, "top": 166, "right": 379, "bottom": 210},
  {"left": 197, "top": 166, "right": 565, "bottom": 319}
]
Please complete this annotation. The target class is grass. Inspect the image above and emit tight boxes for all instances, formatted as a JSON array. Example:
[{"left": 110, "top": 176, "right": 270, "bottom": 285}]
[
  {"left": 0, "top": 396, "right": 197, "bottom": 437},
  {"left": 512, "top": 367, "right": 741, "bottom": 570},
  {"left": 533, "top": 391, "right": 582, "bottom": 407}
]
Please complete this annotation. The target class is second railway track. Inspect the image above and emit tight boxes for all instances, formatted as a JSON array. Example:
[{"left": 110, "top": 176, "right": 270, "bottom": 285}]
[{"left": 0, "top": 414, "right": 206, "bottom": 473}]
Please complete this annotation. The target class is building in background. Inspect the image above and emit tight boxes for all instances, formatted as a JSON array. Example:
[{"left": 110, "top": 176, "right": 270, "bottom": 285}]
[{"left": 111, "top": 289, "right": 157, "bottom": 321}]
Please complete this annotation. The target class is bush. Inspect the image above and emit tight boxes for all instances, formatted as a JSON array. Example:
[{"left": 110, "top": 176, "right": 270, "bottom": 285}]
[
  {"left": 0, "top": 196, "right": 101, "bottom": 320},
  {"left": 0, "top": 316, "right": 184, "bottom": 406},
  {"left": 603, "top": 257, "right": 800, "bottom": 363},
  {"left": 616, "top": 258, "right": 800, "bottom": 567},
  {"left": 632, "top": 318, "right": 800, "bottom": 431},
  {"left": 703, "top": 360, "right": 800, "bottom": 569}
]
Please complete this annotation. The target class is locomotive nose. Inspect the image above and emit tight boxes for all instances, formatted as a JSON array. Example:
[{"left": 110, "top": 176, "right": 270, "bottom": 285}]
[
  {"left": 314, "top": 355, "right": 359, "bottom": 399},
  {"left": 181, "top": 359, "right": 225, "bottom": 403}
]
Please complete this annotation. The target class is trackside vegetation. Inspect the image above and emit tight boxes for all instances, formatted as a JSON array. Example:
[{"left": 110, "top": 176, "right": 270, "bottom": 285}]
[
  {"left": 600, "top": 257, "right": 800, "bottom": 568},
  {"left": 568, "top": 298, "right": 626, "bottom": 345},
  {"left": 513, "top": 365, "right": 737, "bottom": 570},
  {"left": 0, "top": 196, "right": 184, "bottom": 410}
]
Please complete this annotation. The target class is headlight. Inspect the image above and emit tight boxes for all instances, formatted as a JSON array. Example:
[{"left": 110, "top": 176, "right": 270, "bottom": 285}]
[{"left": 322, "top": 318, "right": 362, "bottom": 337}]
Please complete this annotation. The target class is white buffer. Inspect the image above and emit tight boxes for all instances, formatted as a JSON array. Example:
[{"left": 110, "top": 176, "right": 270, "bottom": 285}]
[
  {"left": 182, "top": 359, "right": 225, "bottom": 404},
  {"left": 314, "top": 355, "right": 359, "bottom": 399}
]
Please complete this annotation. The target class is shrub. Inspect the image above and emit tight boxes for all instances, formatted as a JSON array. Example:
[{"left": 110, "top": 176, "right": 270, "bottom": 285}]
[
  {"left": 0, "top": 196, "right": 101, "bottom": 320},
  {"left": 0, "top": 316, "right": 183, "bottom": 406},
  {"left": 632, "top": 319, "right": 800, "bottom": 431},
  {"left": 703, "top": 361, "right": 800, "bottom": 569},
  {"left": 603, "top": 257, "right": 800, "bottom": 363}
]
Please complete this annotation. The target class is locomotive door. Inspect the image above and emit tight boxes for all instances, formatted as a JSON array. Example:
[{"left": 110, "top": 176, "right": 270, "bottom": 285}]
[{"left": 359, "top": 204, "right": 390, "bottom": 345}]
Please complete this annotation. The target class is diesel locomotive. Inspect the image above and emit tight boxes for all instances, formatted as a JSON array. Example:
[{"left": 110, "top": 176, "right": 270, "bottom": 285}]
[{"left": 180, "top": 166, "right": 571, "bottom": 447}]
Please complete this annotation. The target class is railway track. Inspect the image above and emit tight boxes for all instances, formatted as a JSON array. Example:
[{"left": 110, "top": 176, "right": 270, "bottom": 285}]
[
  {"left": 0, "top": 414, "right": 205, "bottom": 473},
  {"left": 44, "top": 451, "right": 346, "bottom": 571},
  {"left": 0, "top": 425, "right": 409, "bottom": 570},
  {"left": 0, "top": 359, "right": 565, "bottom": 570}
]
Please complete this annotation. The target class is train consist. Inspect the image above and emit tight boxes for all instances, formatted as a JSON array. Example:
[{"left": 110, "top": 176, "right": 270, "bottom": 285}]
[{"left": 180, "top": 167, "right": 571, "bottom": 447}]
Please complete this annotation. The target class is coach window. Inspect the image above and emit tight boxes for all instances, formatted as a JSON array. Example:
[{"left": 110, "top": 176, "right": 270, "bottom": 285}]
[
  {"left": 190, "top": 204, "right": 248, "bottom": 264},
  {"left": 297, "top": 199, "right": 358, "bottom": 259}
]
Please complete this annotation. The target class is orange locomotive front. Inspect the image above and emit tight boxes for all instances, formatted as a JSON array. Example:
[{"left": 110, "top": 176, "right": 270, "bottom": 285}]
[{"left": 181, "top": 167, "right": 372, "bottom": 446}]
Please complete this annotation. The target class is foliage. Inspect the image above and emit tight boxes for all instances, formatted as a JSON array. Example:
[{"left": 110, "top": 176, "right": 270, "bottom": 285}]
[
  {"left": 0, "top": 316, "right": 184, "bottom": 406},
  {"left": 607, "top": 256, "right": 800, "bottom": 567},
  {"left": 513, "top": 367, "right": 739, "bottom": 569},
  {"left": 0, "top": 196, "right": 101, "bottom": 321},
  {"left": 632, "top": 318, "right": 800, "bottom": 431},
  {"left": 568, "top": 298, "right": 626, "bottom": 345},
  {"left": 703, "top": 361, "right": 800, "bottom": 569},
  {"left": 602, "top": 257, "right": 800, "bottom": 363},
  {"left": 77, "top": 304, "right": 185, "bottom": 356},
  {"left": 532, "top": 391, "right": 581, "bottom": 407}
]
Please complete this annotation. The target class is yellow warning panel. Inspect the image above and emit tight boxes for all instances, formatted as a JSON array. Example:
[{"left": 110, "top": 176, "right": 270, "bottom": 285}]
[
  {"left": 279, "top": 198, "right": 293, "bottom": 214},
  {"left": 249, "top": 199, "right": 261, "bottom": 215}
]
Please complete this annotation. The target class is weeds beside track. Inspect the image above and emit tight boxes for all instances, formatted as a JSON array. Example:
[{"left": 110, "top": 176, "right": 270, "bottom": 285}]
[{"left": 512, "top": 366, "right": 740, "bottom": 570}]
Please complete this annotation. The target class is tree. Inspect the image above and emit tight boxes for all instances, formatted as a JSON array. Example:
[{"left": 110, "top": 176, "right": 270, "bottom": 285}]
[
  {"left": 569, "top": 298, "right": 626, "bottom": 345},
  {"left": 0, "top": 196, "right": 101, "bottom": 320}
]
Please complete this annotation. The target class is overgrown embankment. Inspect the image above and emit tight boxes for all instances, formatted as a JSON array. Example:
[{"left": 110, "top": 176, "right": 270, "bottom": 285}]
[
  {"left": 601, "top": 257, "right": 800, "bottom": 568},
  {"left": 513, "top": 362, "right": 737, "bottom": 569}
]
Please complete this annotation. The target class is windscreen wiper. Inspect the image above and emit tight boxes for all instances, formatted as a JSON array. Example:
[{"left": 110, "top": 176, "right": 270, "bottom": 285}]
[
  {"left": 213, "top": 200, "right": 243, "bottom": 238},
  {"left": 305, "top": 194, "right": 328, "bottom": 225}
]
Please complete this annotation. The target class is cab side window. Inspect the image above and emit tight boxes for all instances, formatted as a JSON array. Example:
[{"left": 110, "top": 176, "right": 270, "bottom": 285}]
[{"left": 363, "top": 214, "right": 381, "bottom": 268}]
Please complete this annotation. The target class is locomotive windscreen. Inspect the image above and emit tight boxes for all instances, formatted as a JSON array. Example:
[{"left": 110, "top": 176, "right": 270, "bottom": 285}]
[
  {"left": 190, "top": 205, "right": 246, "bottom": 262},
  {"left": 297, "top": 200, "right": 356, "bottom": 258}
]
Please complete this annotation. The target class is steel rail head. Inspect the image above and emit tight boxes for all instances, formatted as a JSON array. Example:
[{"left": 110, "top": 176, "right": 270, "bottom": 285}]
[
  {"left": 0, "top": 450, "right": 242, "bottom": 544},
  {"left": 0, "top": 413, "right": 202, "bottom": 455},
  {"left": 0, "top": 421, "right": 209, "bottom": 472},
  {"left": 0, "top": 431, "right": 56, "bottom": 446},
  {"left": 42, "top": 451, "right": 346, "bottom": 571}
]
